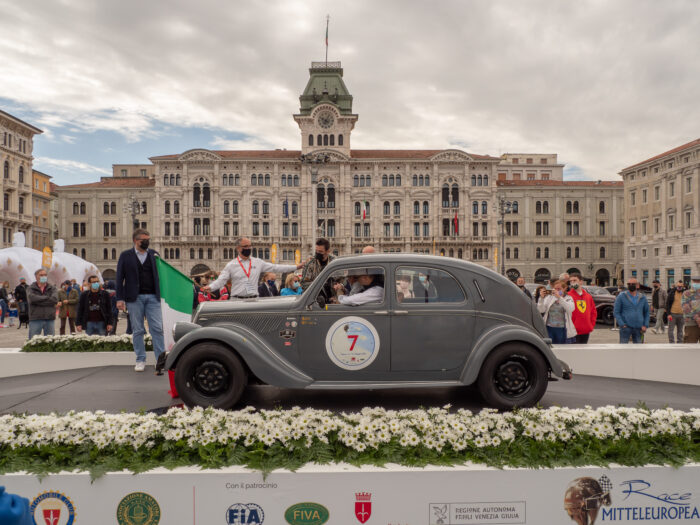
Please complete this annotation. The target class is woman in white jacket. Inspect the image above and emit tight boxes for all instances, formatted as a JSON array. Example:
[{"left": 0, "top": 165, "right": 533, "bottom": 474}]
[{"left": 537, "top": 280, "right": 577, "bottom": 344}]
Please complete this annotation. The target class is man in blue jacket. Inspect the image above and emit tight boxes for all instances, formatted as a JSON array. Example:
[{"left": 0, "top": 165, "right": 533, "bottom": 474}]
[
  {"left": 116, "top": 229, "right": 165, "bottom": 372},
  {"left": 613, "top": 277, "right": 649, "bottom": 344}
]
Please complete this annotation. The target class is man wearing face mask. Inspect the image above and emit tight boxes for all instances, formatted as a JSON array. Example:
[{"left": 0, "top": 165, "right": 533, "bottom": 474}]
[
  {"left": 681, "top": 276, "right": 700, "bottom": 343},
  {"left": 301, "top": 238, "right": 335, "bottom": 288},
  {"left": 665, "top": 280, "right": 686, "bottom": 344},
  {"left": 258, "top": 272, "right": 280, "bottom": 297},
  {"left": 649, "top": 280, "right": 667, "bottom": 334},
  {"left": 202, "top": 237, "right": 302, "bottom": 299},
  {"left": 76, "top": 275, "right": 113, "bottom": 336},
  {"left": 26, "top": 268, "right": 58, "bottom": 339},
  {"left": 116, "top": 229, "right": 165, "bottom": 372},
  {"left": 613, "top": 277, "right": 649, "bottom": 344}
]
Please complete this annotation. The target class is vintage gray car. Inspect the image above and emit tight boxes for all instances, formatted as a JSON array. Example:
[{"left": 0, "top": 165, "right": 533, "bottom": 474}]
[{"left": 166, "top": 254, "right": 571, "bottom": 410}]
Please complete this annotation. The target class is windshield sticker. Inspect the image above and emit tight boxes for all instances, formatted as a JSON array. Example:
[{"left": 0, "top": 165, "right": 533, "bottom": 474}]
[{"left": 325, "top": 316, "right": 380, "bottom": 371}]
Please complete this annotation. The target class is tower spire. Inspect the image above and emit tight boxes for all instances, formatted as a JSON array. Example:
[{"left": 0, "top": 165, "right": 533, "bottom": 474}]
[{"left": 325, "top": 15, "right": 330, "bottom": 65}]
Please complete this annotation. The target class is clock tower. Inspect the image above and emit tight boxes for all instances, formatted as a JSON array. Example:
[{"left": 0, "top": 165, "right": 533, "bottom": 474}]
[{"left": 293, "top": 61, "right": 358, "bottom": 155}]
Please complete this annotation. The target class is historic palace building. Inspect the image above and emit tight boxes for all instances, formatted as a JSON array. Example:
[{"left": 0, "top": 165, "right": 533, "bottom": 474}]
[
  {"left": 56, "top": 61, "right": 625, "bottom": 284},
  {"left": 0, "top": 110, "right": 44, "bottom": 248},
  {"left": 620, "top": 138, "right": 700, "bottom": 288}
]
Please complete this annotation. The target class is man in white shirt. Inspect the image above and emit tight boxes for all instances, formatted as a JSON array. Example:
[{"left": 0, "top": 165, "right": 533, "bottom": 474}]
[
  {"left": 332, "top": 269, "right": 384, "bottom": 306},
  {"left": 202, "top": 237, "right": 302, "bottom": 298}
]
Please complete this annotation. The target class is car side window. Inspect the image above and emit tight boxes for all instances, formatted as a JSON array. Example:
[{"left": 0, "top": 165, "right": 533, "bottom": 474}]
[
  {"left": 396, "top": 266, "right": 466, "bottom": 304},
  {"left": 320, "top": 267, "right": 386, "bottom": 306}
]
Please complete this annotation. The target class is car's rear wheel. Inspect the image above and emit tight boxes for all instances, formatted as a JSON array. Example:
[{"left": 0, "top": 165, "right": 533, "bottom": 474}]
[
  {"left": 601, "top": 306, "right": 615, "bottom": 325},
  {"left": 476, "top": 343, "right": 548, "bottom": 410},
  {"left": 174, "top": 343, "right": 247, "bottom": 409}
]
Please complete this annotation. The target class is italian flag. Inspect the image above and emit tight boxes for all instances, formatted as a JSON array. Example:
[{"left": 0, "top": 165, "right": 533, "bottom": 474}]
[{"left": 156, "top": 257, "right": 194, "bottom": 351}]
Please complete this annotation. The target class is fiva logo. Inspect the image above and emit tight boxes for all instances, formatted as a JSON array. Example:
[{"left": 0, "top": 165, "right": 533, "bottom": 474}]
[
  {"left": 284, "top": 502, "right": 330, "bottom": 525},
  {"left": 226, "top": 503, "right": 265, "bottom": 524}
]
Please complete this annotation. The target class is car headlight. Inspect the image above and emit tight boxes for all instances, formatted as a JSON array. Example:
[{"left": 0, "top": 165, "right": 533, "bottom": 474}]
[{"left": 173, "top": 322, "right": 200, "bottom": 343}]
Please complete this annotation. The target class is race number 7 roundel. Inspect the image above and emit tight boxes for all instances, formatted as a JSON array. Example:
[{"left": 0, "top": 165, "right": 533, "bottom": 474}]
[{"left": 325, "top": 316, "right": 380, "bottom": 371}]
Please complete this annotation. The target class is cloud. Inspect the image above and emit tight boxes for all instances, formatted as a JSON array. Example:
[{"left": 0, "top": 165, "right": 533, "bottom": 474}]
[
  {"left": 34, "top": 157, "right": 111, "bottom": 176},
  {"left": 0, "top": 0, "right": 698, "bottom": 181}
]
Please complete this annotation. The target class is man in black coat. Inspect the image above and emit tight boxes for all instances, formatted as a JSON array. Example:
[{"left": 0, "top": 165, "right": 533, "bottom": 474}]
[
  {"left": 76, "top": 276, "right": 113, "bottom": 336},
  {"left": 14, "top": 277, "right": 29, "bottom": 328},
  {"left": 116, "top": 229, "right": 165, "bottom": 372}
]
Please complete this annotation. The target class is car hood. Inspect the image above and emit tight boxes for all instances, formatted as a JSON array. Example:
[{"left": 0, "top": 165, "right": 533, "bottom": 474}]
[{"left": 194, "top": 296, "right": 301, "bottom": 321}]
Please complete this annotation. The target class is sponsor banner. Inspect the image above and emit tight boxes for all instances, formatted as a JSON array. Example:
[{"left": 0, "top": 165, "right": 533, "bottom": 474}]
[{"left": 1, "top": 464, "right": 698, "bottom": 523}]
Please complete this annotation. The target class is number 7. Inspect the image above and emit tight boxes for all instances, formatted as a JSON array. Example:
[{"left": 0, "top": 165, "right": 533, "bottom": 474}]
[{"left": 347, "top": 334, "right": 358, "bottom": 351}]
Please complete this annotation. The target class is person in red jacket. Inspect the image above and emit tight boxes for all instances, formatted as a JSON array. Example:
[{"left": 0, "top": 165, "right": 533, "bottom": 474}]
[{"left": 567, "top": 273, "right": 597, "bottom": 344}]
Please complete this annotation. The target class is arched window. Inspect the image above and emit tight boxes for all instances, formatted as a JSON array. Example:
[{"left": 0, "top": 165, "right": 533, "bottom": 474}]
[
  {"left": 477, "top": 175, "right": 483, "bottom": 186},
  {"left": 73, "top": 248, "right": 78, "bottom": 256},
  {"left": 423, "top": 201, "right": 429, "bottom": 215},
  {"left": 355, "top": 202, "right": 361, "bottom": 216},
  {"left": 600, "top": 246, "right": 606, "bottom": 259},
  {"left": 193, "top": 184, "right": 201, "bottom": 207},
  {"left": 483, "top": 175, "right": 488, "bottom": 186},
  {"left": 511, "top": 201, "right": 518, "bottom": 214},
  {"left": 193, "top": 218, "right": 201, "bottom": 235},
  {"left": 317, "top": 186, "right": 325, "bottom": 208},
  {"left": 234, "top": 174, "right": 239, "bottom": 185},
  {"left": 199, "top": 248, "right": 204, "bottom": 259},
  {"left": 223, "top": 221, "right": 229, "bottom": 237},
  {"left": 514, "top": 248, "right": 519, "bottom": 259},
  {"left": 110, "top": 202, "right": 116, "bottom": 214},
  {"left": 262, "top": 200, "right": 269, "bottom": 214},
  {"left": 175, "top": 249, "right": 180, "bottom": 259},
  {"left": 366, "top": 175, "right": 371, "bottom": 187},
  {"left": 202, "top": 184, "right": 210, "bottom": 207},
  {"left": 566, "top": 201, "right": 572, "bottom": 214},
  {"left": 536, "top": 247, "right": 541, "bottom": 259},
  {"left": 599, "top": 201, "right": 605, "bottom": 213},
  {"left": 251, "top": 174, "right": 257, "bottom": 185},
  {"left": 317, "top": 134, "right": 322, "bottom": 146},
  {"left": 112, "top": 248, "right": 116, "bottom": 259},
  {"left": 292, "top": 201, "right": 298, "bottom": 215},
  {"left": 72, "top": 202, "right": 79, "bottom": 214},
  {"left": 544, "top": 247, "right": 549, "bottom": 258},
  {"left": 359, "top": 175, "right": 365, "bottom": 187},
  {"left": 257, "top": 174, "right": 263, "bottom": 186},
  {"left": 575, "top": 247, "right": 580, "bottom": 258},
  {"left": 472, "top": 201, "right": 479, "bottom": 215},
  {"left": 451, "top": 184, "right": 459, "bottom": 207},
  {"left": 566, "top": 247, "right": 572, "bottom": 258},
  {"left": 506, "top": 248, "right": 511, "bottom": 259},
  {"left": 536, "top": 201, "right": 541, "bottom": 214},
  {"left": 393, "top": 201, "right": 400, "bottom": 215},
  {"left": 163, "top": 174, "right": 169, "bottom": 185},
  {"left": 471, "top": 174, "right": 476, "bottom": 186},
  {"left": 419, "top": 175, "right": 424, "bottom": 186},
  {"left": 308, "top": 134, "right": 314, "bottom": 146},
  {"left": 329, "top": 135, "right": 335, "bottom": 146},
  {"left": 164, "top": 200, "right": 170, "bottom": 214},
  {"left": 484, "top": 249, "right": 489, "bottom": 259},
  {"left": 80, "top": 202, "right": 86, "bottom": 215},
  {"left": 327, "top": 184, "right": 335, "bottom": 208},
  {"left": 80, "top": 248, "right": 86, "bottom": 259},
  {"left": 389, "top": 174, "right": 395, "bottom": 186},
  {"left": 543, "top": 201, "right": 549, "bottom": 214},
  {"left": 223, "top": 200, "right": 229, "bottom": 214},
  {"left": 383, "top": 201, "right": 390, "bottom": 215},
  {"left": 458, "top": 249, "right": 463, "bottom": 259},
  {"left": 18, "top": 166, "right": 23, "bottom": 182},
  {"left": 222, "top": 174, "right": 228, "bottom": 186},
  {"left": 473, "top": 249, "right": 478, "bottom": 259},
  {"left": 425, "top": 174, "right": 430, "bottom": 186},
  {"left": 103, "top": 202, "right": 109, "bottom": 215},
  {"left": 264, "top": 174, "right": 270, "bottom": 186},
  {"left": 203, "top": 218, "right": 210, "bottom": 235},
  {"left": 481, "top": 201, "right": 488, "bottom": 215},
  {"left": 442, "top": 184, "right": 450, "bottom": 208},
  {"left": 293, "top": 175, "right": 299, "bottom": 186},
  {"left": 141, "top": 201, "right": 147, "bottom": 214},
  {"left": 478, "top": 249, "right": 483, "bottom": 260},
  {"left": 175, "top": 174, "right": 181, "bottom": 186},
  {"left": 252, "top": 200, "right": 259, "bottom": 214},
  {"left": 232, "top": 200, "right": 238, "bottom": 214},
  {"left": 353, "top": 175, "right": 359, "bottom": 187},
  {"left": 3, "top": 161, "right": 9, "bottom": 179},
  {"left": 103, "top": 248, "right": 108, "bottom": 260},
  {"left": 174, "top": 200, "right": 180, "bottom": 214},
  {"left": 414, "top": 201, "right": 420, "bottom": 215},
  {"left": 338, "top": 134, "right": 343, "bottom": 146},
  {"left": 396, "top": 174, "right": 401, "bottom": 186},
  {"left": 573, "top": 201, "right": 579, "bottom": 214},
  {"left": 382, "top": 174, "right": 388, "bottom": 186},
  {"left": 190, "top": 249, "right": 195, "bottom": 259},
  {"left": 323, "top": 134, "right": 328, "bottom": 146},
  {"left": 413, "top": 175, "right": 418, "bottom": 186}
]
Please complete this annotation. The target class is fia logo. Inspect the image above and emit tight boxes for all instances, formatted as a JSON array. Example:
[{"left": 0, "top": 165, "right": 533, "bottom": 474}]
[
  {"left": 355, "top": 492, "right": 372, "bottom": 523},
  {"left": 226, "top": 503, "right": 265, "bottom": 524}
]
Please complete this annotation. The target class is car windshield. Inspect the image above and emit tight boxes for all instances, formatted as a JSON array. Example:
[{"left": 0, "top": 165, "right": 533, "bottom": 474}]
[{"left": 585, "top": 286, "right": 612, "bottom": 295}]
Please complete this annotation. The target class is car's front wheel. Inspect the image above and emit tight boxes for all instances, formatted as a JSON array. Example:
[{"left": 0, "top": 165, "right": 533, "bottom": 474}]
[
  {"left": 476, "top": 343, "right": 548, "bottom": 410},
  {"left": 601, "top": 306, "right": 615, "bottom": 325},
  {"left": 174, "top": 343, "right": 247, "bottom": 409}
]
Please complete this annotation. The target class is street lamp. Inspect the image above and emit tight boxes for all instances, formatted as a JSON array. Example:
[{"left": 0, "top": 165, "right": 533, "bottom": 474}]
[
  {"left": 128, "top": 195, "right": 141, "bottom": 231},
  {"left": 299, "top": 153, "right": 330, "bottom": 252},
  {"left": 497, "top": 196, "right": 512, "bottom": 277}
]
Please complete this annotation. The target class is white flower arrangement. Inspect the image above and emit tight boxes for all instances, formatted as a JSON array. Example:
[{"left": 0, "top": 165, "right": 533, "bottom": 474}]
[
  {"left": 0, "top": 405, "right": 698, "bottom": 476},
  {"left": 21, "top": 333, "right": 153, "bottom": 352}
]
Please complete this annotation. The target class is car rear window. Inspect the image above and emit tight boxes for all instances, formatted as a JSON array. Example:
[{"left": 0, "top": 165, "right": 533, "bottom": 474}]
[{"left": 395, "top": 266, "right": 466, "bottom": 304}]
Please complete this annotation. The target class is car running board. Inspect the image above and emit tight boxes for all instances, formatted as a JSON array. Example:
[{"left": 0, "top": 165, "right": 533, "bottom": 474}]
[{"left": 307, "top": 380, "right": 464, "bottom": 390}]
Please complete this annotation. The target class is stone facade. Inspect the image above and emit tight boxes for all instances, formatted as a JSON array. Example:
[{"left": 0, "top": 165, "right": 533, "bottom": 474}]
[
  {"left": 31, "top": 169, "right": 53, "bottom": 250},
  {"left": 54, "top": 61, "right": 625, "bottom": 283},
  {"left": 0, "top": 109, "right": 43, "bottom": 247},
  {"left": 620, "top": 138, "right": 700, "bottom": 288}
]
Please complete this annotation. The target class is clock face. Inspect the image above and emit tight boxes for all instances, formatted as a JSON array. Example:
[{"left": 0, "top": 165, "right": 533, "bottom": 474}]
[{"left": 317, "top": 111, "right": 334, "bottom": 129}]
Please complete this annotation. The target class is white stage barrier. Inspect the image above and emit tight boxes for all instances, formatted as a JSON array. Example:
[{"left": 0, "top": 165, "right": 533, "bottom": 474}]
[{"left": 1, "top": 463, "right": 698, "bottom": 524}]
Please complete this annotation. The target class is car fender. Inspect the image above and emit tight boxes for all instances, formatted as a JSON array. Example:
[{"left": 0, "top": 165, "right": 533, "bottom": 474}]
[
  {"left": 166, "top": 324, "right": 313, "bottom": 388},
  {"left": 460, "top": 325, "right": 564, "bottom": 385}
]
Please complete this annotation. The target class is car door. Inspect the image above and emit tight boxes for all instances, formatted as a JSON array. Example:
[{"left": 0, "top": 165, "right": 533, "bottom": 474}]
[
  {"left": 390, "top": 264, "right": 474, "bottom": 376},
  {"left": 297, "top": 264, "right": 391, "bottom": 381}
]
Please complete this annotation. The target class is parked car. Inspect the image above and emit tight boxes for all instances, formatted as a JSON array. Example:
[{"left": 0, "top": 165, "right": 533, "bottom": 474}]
[
  {"left": 582, "top": 286, "right": 616, "bottom": 325},
  {"left": 166, "top": 255, "right": 571, "bottom": 411}
]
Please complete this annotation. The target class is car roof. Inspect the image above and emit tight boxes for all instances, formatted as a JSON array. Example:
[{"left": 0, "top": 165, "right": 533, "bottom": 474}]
[{"left": 324, "top": 254, "right": 510, "bottom": 283}]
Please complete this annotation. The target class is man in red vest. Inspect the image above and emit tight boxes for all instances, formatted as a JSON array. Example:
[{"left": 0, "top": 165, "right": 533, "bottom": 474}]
[{"left": 567, "top": 273, "right": 597, "bottom": 344}]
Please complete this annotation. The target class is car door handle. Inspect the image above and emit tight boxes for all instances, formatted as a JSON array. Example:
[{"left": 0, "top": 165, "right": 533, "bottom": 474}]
[
  {"left": 394, "top": 310, "right": 409, "bottom": 315},
  {"left": 373, "top": 310, "right": 389, "bottom": 315}
]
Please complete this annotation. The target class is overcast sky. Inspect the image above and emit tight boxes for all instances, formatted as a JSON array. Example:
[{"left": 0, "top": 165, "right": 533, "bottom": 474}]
[{"left": 1, "top": 0, "right": 698, "bottom": 185}]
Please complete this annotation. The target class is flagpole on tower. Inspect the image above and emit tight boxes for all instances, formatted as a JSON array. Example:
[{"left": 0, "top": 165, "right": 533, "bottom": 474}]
[{"left": 325, "top": 15, "right": 330, "bottom": 65}]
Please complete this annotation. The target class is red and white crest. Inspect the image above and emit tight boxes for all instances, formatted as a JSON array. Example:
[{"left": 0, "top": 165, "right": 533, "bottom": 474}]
[{"left": 355, "top": 492, "right": 372, "bottom": 523}]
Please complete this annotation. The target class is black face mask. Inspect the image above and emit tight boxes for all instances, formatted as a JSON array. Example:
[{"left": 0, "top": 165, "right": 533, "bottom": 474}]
[
  {"left": 315, "top": 252, "right": 326, "bottom": 262},
  {"left": 240, "top": 248, "right": 252, "bottom": 257},
  {"left": 139, "top": 239, "right": 150, "bottom": 250},
  {"left": 628, "top": 284, "right": 637, "bottom": 292}
]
